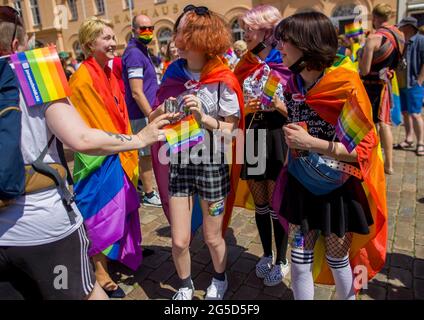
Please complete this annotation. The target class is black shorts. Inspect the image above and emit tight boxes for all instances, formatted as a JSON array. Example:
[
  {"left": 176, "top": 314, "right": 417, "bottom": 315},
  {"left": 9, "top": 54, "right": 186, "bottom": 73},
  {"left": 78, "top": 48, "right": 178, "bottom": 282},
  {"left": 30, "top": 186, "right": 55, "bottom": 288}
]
[
  {"left": 0, "top": 225, "right": 95, "bottom": 300},
  {"left": 169, "top": 163, "right": 230, "bottom": 202}
]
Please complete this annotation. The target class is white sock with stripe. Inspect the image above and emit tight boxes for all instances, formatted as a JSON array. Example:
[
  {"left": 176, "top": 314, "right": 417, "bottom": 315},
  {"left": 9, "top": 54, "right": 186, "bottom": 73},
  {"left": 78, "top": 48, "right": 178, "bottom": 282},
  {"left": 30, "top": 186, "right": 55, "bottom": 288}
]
[
  {"left": 290, "top": 248, "right": 314, "bottom": 300},
  {"left": 326, "top": 255, "right": 355, "bottom": 300}
]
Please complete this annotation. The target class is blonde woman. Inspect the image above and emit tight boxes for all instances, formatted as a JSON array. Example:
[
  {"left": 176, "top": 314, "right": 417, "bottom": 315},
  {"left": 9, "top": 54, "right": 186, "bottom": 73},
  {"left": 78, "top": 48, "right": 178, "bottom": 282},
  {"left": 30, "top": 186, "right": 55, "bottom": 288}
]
[{"left": 69, "top": 17, "right": 169, "bottom": 298}]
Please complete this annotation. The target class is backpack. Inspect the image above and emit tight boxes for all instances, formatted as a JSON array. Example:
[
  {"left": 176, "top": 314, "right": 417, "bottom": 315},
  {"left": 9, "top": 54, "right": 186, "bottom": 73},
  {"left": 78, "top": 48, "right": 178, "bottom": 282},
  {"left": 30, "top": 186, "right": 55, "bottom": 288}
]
[
  {"left": 0, "top": 59, "right": 25, "bottom": 205},
  {"left": 0, "top": 59, "right": 76, "bottom": 223}
]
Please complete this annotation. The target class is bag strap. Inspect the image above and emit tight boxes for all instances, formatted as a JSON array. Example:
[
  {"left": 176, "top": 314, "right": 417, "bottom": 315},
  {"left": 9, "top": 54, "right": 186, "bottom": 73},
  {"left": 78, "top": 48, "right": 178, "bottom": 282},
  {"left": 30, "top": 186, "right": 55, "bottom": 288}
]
[
  {"left": 55, "top": 139, "right": 74, "bottom": 186},
  {"left": 31, "top": 136, "right": 77, "bottom": 225},
  {"left": 217, "top": 81, "right": 221, "bottom": 111},
  {"left": 0, "top": 106, "right": 20, "bottom": 117},
  {"left": 379, "top": 27, "right": 403, "bottom": 63}
]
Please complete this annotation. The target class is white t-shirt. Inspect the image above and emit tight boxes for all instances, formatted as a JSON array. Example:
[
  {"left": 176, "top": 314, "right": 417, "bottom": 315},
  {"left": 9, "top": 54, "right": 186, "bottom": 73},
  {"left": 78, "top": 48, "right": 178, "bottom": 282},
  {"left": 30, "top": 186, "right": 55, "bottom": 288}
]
[
  {"left": 169, "top": 67, "right": 240, "bottom": 162},
  {"left": 181, "top": 67, "right": 240, "bottom": 119},
  {"left": 0, "top": 95, "right": 83, "bottom": 246}
]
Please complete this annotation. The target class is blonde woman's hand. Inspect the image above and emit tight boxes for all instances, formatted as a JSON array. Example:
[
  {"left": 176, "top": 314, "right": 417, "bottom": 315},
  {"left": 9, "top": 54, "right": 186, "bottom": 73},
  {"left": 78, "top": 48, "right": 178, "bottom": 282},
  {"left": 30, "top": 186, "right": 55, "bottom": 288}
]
[{"left": 137, "top": 113, "right": 171, "bottom": 147}]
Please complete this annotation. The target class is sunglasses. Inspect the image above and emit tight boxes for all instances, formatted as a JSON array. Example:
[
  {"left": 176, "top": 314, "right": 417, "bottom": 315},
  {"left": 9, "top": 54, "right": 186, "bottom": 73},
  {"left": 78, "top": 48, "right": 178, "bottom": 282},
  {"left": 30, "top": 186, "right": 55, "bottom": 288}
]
[
  {"left": 138, "top": 26, "right": 154, "bottom": 32},
  {"left": 0, "top": 6, "right": 22, "bottom": 51},
  {"left": 183, "top": 4, "right": 209, "bottom": 16}
]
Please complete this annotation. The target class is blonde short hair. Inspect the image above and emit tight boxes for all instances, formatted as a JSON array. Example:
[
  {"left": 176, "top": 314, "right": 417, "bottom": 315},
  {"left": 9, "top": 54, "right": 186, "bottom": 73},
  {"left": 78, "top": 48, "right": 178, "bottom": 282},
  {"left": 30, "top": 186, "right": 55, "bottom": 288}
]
[
  {"left": 78, "top": 16, "right": 114, "bottom": 56},
  {"left": 372, "top": 3, "right": 393, "bottom": 21}
]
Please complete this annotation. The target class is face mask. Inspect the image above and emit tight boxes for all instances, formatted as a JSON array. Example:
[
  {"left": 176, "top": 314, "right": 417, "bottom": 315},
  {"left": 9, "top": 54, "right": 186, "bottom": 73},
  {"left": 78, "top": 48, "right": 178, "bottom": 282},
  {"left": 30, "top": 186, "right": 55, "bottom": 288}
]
[{"left": 138, "top": 30, "right": 153, "bottom": 45}]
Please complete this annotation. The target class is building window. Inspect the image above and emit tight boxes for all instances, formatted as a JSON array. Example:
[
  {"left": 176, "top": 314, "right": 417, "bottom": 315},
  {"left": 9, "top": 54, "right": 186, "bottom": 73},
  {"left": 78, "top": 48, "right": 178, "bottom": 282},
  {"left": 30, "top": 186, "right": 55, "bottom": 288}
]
[
  {"left": 73, "top": 41, "right": 83, "bottom": 57},
  {"left": 94, "top": 0, "right": 105, "bottom": 15},
  {"left": 67, "top": 0, "right": 78, "bottom": 21},
  {"left": 123, "top": 0, "right": 134, "bottom": 10},
  {"left": 14, "top": 0, "right": 22, "bottom": 13},
  {"left": 412, "top": 12, "right": 424, "bottom": 27},
  {"left": 157, "top": 27, "right": 172, "bottom": 48},
  {"left": 331, "top": 3, "right": 357, "bottom": 34},
  {"left": 231, "top": 19, "right": 244, "bottom": 42},
  {"left": 29, "top": 0, "right": 41, "bottom": 26}
]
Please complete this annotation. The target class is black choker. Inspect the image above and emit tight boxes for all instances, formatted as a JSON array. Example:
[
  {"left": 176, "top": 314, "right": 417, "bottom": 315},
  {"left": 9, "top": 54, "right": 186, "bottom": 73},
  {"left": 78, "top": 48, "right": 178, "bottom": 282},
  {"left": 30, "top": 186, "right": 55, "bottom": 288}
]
[
  {"left": 289, "top": 57, "right": 307, "bottom": 74},
  {"left": 250, "top": 41, "right": 267, "bottom": 55}
]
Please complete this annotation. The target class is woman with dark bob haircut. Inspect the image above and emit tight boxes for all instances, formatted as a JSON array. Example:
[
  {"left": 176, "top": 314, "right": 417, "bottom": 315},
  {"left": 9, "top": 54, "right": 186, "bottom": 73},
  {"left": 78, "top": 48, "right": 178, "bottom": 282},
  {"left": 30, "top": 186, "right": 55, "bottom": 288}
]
[{"left": 272, "top": 12, "right": 388, "bottom": 300}]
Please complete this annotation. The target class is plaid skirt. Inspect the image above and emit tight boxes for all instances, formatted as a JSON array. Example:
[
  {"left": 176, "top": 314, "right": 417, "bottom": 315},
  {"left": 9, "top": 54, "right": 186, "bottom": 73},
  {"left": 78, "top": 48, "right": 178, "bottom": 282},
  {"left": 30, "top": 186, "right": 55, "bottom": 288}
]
[{"left": 169, "top": 163, "right": 230, "bottom": 202}]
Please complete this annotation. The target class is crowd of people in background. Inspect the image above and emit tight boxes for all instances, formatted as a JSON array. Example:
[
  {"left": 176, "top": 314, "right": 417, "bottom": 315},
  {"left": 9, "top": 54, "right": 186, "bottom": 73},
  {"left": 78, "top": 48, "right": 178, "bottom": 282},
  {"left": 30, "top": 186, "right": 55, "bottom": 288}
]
[{"left": 0, "top": 1, "right": 423, "bottom": 301}]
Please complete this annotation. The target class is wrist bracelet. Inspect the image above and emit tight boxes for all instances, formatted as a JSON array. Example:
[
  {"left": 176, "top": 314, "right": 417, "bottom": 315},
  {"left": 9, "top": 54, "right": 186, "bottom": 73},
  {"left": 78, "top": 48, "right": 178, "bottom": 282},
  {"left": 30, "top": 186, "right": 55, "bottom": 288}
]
[{"left": 216, "top": 118, "right": 220, "bottom": 130}]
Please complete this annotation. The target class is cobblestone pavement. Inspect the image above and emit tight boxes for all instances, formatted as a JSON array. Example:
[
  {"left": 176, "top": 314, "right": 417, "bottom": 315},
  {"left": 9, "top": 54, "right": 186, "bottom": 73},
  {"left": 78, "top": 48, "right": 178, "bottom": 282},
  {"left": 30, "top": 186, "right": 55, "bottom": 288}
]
[{"left": 82, "top": 125, "right": 424, "bottom": 300}]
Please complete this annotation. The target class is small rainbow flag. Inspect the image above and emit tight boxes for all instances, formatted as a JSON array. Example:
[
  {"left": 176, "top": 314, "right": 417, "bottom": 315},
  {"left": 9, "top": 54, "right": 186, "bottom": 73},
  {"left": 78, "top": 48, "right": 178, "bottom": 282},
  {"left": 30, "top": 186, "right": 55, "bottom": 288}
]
[
  {"left": 345, "top": 22, "right": 364, "bottom": 38},
  {"left": 336, "top": 96, "right": 374, "bottom": 153},
  {"left": 260, "top": 71, "right": 280, "bottom": 109},
  {"left": 10, "top": 46, "right": 71, "bottom": 107},
  {"left": 164, "top": 114, "right": 205, "bottom": 154}
]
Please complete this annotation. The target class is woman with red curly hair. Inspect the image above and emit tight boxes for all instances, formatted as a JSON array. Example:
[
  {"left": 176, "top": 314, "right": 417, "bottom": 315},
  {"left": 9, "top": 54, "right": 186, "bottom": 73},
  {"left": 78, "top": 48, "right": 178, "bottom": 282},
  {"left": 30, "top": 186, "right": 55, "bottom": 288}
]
[{"left": 149, "top": 5, "right": 244, "bottom": 300}]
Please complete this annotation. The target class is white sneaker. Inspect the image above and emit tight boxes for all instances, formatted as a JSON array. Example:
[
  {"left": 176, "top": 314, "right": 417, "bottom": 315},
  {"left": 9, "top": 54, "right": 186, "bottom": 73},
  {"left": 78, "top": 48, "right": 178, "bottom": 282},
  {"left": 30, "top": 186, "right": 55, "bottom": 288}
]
[
  {"left": 264, "top": 261, "right": 289, "bottom": 287},
  {"left": 205, "top": 277, "right": 228, "bottom": 300},
  {"left": 142, "top": 190, "right": 162, "bottom": 207},
  {"left": 256, "top": 255, "right": 273, "bottom": 279},
  {"left": 172, "top": 286, "right": 194, "bottom": 300}
]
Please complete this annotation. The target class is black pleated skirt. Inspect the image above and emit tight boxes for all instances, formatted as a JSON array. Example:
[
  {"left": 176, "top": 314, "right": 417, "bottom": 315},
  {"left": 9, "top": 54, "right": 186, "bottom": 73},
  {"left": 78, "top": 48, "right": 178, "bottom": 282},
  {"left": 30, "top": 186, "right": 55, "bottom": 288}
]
[{"left": 279, "top": 173, "right": 374, "bottom": 237}]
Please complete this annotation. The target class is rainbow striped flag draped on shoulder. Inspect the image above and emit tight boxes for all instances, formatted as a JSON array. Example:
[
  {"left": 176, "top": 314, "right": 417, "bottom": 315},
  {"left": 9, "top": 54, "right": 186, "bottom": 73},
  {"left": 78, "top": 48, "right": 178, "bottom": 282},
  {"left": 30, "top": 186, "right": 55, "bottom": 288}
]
[
  {"left": 276, "top": 56, "right": 388, "bottom": 288},
  {"left": 233, "top": 49, "right": 291, "bottom": 211},
  {"left": 151, "top": 56, "right": 244, "bottom": 235},
  {"left": 69, "top": 57, "right": 141, "bottom": 270}
]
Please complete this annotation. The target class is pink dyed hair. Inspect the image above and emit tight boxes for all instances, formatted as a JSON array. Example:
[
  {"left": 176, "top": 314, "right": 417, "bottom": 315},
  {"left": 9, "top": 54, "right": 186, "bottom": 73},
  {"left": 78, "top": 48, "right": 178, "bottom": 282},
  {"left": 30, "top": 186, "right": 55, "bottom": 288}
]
[{"left": 239, "top": 5, "right": 282, "bottom": 30}]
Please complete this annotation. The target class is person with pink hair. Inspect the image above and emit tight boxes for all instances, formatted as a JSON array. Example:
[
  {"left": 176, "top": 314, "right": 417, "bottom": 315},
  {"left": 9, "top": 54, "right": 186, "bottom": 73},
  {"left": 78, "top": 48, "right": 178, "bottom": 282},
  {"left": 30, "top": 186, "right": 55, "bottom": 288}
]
[{"left": 234, "top": 4, "right": 291, "bottom": 287}]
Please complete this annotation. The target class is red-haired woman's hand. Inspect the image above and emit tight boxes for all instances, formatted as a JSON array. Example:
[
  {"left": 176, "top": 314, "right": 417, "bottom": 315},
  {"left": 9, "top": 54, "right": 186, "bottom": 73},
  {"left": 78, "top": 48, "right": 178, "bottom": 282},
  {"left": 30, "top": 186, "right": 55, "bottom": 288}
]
[{"left": 183, "top": 94, "right": 204, "bottom": 123}]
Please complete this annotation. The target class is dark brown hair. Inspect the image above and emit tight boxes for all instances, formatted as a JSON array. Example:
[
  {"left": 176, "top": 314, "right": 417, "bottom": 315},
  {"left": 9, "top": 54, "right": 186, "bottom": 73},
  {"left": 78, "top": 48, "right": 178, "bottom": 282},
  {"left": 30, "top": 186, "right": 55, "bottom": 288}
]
[{"left": 274, "top": 11, "right": 338, "bottom": 71}]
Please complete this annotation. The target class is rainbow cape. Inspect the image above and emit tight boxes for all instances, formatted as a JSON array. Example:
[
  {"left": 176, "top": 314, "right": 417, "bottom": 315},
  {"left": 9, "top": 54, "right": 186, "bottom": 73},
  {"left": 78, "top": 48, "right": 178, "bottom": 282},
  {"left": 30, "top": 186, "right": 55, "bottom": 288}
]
[
  {"left": 69, "top": 57, "right": 141, "bottom": 270},
  {"left": 232, "top": 49, "right": 291, "bottom": 211},
  {"left": 164, "top": 114, "right": 205, "bottom": 154},
  {"left": 10, "top": 46, "right": 71, "bottom": 107},
  {"left": 151, "top": 57, "right": 245, "bottom": 234},
  {"left": 274, "top": 56, "right": 388, "bottom": 287},
  {"left": 345, "top": 22, "right": 364, "bottom": 38}
]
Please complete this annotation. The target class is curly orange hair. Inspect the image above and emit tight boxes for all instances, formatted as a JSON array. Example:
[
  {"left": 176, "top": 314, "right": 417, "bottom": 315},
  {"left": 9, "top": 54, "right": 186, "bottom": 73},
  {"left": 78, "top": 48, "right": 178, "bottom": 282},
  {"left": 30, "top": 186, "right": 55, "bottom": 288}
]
[{"left": 174, "top": 11, "right": 232, "bottom": 57}]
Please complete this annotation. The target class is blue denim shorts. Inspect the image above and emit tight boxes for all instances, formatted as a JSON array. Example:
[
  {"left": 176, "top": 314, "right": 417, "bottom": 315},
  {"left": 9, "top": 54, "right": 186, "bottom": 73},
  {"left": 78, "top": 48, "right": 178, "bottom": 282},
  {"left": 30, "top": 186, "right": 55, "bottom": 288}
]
[{"left": 400, "top": 85, "right": 424, "bottom": 114}]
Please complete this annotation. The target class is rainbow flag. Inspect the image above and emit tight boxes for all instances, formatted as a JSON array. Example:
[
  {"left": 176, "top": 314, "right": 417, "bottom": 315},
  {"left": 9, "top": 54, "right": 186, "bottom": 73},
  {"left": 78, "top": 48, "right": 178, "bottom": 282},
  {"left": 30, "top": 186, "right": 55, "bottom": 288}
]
[
  {"left": 10, "top": 47, "right": 71, "bottom": 107},
  {"left": 345, "top": 22, "right": 364, "bottom": 38},
  {"left": 164, "top": 114, "right": 205, "bottom": 154},
  {"left": 260, "top": 71, "right": 280, "bottom": 109},
  {"left": 69, "top": 57, "right": 141, "bottom": 270}
]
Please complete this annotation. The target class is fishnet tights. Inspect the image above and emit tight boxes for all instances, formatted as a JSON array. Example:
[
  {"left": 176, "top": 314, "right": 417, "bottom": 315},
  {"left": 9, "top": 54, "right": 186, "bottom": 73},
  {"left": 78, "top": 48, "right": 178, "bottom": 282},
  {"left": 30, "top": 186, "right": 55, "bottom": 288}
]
[
  {"left": 289, "top": 224, "right": 353, "bottom": 258},
  {"left": 247, "top": 180, "right": 276, "bottom": 207}
]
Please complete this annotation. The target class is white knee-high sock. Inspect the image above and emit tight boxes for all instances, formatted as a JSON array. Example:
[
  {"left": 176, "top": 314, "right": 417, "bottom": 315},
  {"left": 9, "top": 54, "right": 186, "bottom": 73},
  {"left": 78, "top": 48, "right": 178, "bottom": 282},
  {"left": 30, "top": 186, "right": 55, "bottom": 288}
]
[
  {"left": 326, "top": 255, "right": 355, "bottom": 300},
  {"left": 291, "top": 248, "right": 314, "bottom": 300}
]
